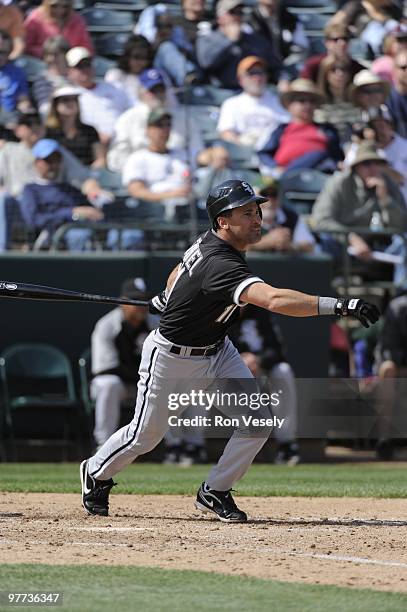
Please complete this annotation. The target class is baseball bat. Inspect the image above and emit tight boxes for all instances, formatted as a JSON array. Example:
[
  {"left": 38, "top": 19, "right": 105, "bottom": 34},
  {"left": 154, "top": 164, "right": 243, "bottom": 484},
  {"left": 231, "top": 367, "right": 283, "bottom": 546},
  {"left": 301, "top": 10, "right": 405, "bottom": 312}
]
[{"left": 0, "top": 281, "right": 149, "bottom": 307}]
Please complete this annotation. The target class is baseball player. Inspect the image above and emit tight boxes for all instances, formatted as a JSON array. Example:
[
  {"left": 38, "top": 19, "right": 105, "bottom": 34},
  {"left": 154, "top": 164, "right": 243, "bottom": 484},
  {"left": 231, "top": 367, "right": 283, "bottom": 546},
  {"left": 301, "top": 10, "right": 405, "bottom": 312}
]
[{"left": 80, "top": 179, "right": 380, "bottom": 522}]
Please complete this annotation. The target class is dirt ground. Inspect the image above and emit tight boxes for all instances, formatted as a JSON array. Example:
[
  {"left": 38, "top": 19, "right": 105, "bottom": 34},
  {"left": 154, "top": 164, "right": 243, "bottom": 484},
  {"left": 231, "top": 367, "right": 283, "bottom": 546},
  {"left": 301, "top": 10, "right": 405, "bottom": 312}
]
[{"left": 1, "top": 493, "right": 407, "bottom": 592}]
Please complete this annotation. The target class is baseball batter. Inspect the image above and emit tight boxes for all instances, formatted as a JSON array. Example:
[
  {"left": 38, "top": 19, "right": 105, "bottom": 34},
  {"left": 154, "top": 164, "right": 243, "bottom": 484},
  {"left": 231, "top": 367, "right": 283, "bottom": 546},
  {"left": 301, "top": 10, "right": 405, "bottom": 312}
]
[{"left": 81, "top": 179, "right": 380, "bottom": 522}]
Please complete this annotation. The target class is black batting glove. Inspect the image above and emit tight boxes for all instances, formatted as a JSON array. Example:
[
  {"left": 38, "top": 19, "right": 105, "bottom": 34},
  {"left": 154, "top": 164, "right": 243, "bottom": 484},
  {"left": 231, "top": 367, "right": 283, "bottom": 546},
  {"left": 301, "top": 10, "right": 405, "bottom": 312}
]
[
  {"left": 149, "top": 290, "right": 167, "bottom": 315},
  {"left": 334, "top": 298, "right": 380, "bottom": 328}
]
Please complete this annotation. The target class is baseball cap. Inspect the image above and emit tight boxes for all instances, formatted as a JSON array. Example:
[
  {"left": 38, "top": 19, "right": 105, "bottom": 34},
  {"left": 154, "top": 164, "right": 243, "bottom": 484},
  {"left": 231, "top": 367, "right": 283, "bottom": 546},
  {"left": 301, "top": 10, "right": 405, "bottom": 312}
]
[
  {"left": 66, "top": 47, "right": 92, "bottom": 68},
  {"left": 216, "top": 0, "right": 243, "bottom": 17},
  {"left": 52, "top": 86, "right": 81, "bottom": 99},
  {"left": 147, "top": 107, "right": 171, "bottom": 126},
  {"left": 32, "top": 139, "right": 61, "bottom": 159},
  {"left": 120, "top": 277, "right": 151, "bottom": 301},
  {"left": 237, "top": 56, "right": 266, "bottom": 77},
  {"left": 139, "top": 68, "right": 165, "bottom": 91}
]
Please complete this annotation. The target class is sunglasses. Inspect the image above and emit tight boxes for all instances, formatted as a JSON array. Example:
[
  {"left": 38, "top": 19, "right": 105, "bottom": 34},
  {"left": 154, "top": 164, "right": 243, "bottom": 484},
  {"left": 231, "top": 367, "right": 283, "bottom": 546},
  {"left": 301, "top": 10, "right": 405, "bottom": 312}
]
[
  {"left": 331, "top": 65, "right": 350, "bottom": 73},
  {"left": 154, "top": 120, "right": 171, "bottom": 128},
  {"left": 327, "top": 36, "right": 350, "bottom": 42},
  {"left": 295, "top": 97, "right": 316, "bottom": 104},
  {"left": 230, "top": 6, "right": 243, "bottom": 15},
  {"left": 246, "top": 68, "right": 266, "bottom": 77},
  {"left": 76, "top": 59, "right": 92, "bottom": 69},
  {"left": 359, "top": 86, "right": 384, "bottom": 94},
  {"left": 49, "top": 2, "right": 71, "bottom": 7},
  {"left": 396, "top": 64, "right": 407, "bottom": 70},
  {"left": 56, "top": 96, "right": 77, "bottom": 103}
]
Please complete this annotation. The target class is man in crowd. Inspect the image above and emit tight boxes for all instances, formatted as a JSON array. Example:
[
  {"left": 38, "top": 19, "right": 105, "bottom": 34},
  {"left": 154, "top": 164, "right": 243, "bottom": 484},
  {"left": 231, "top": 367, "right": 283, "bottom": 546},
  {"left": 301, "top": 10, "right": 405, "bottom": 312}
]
[
  {"left": 387, "top": 49, "right": 407, "bottom": 138},
  {"left": 0, "top": 29, "right": 31, "bottom": 114},
  {"left": 91, "top": 278, "right": 152, "bottom": 450},
  {"left": 300, "top": 20, "right": 364, "bottom": 83},
  {"left": 258, "top": 79, "right": 343, "bottom": 176},
  {"left": 216, "top": 56, "right": 289, "bottom": 149},
  {"left": 66, "top": 47, "right": 129, "bottom": 148},
  {"left": 195, "top": 0, "right": 280, "bottom": 89},
  {"left": 122, "top": 108, "right": 192, "bottom": 221}
]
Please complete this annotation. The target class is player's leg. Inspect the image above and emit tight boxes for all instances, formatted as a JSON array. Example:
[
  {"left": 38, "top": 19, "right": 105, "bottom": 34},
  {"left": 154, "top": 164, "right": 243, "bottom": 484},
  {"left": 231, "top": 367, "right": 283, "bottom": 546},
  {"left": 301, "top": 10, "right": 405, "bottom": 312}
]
[{"left": 91, "top": 374, "right": 130, "bottom": 449}]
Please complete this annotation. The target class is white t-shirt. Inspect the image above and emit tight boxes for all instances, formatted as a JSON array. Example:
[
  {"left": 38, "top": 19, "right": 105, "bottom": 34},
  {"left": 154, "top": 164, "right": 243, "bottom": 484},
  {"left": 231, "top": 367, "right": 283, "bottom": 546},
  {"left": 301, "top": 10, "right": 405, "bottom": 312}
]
[
  {"left": 77, "top": 82, "right": 130, "bottom": 138},
  {"left": 217, "top": 89, "right": 290, "bottom": 149},
  {"left": 107, "top": 101, "right": 203, "bottom": 172}
]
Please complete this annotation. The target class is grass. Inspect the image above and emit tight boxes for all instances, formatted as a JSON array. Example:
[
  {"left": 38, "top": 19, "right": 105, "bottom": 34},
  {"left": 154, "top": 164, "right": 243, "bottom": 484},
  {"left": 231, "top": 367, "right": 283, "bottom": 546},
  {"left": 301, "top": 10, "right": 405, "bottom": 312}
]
[
  {"left": 0, "top": 463, "right": 406, "bottom": 498},
  {"left": 0, "top": 565, "right": 407, "bottom": 612}
]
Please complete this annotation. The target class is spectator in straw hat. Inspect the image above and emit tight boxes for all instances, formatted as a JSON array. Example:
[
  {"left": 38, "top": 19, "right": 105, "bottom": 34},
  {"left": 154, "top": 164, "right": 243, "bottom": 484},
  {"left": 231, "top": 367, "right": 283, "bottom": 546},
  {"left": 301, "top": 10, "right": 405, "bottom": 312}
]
[
  {"left": 312, "top": 140, "right": 407, "bottom": 278},
  {"left": 301, "top": 19, "right": 365, "bottom": 84},
  {"left": 387, "top": 49, "right": 407, "bottom": 138},
  {"left": 349, "top": 69, "right": 390, "bottom": 111},
  {"left": 258, "top": 78, "right": 343, "bottom": 177}
]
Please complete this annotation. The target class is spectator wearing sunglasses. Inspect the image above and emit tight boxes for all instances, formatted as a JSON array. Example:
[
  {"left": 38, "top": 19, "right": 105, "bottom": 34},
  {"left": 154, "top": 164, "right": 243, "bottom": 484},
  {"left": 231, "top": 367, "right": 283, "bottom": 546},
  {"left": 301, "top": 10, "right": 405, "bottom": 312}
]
[
  {"left": 258, "top": 79, "right": 343, "bottom": 177},
  {"left": 31, "top": 35, "right": 70, "bottom": 119},
  {"left": 24, "top": 0, "right": 93, "bottom": 59},
  {"left": 387, "top": 50, "right": 407, "bottom": 138},
  {"left": 349, "top": 69, "right": 390, "bottom": 112},
  {"left": 196, "top": 0, "right": 280, "bottom": 90},
  {"left": 300, "top": 20, "right": 365, "bottom": 84},
  {"left": 104, "top": 35, "right": 154, "bottom": 108}
]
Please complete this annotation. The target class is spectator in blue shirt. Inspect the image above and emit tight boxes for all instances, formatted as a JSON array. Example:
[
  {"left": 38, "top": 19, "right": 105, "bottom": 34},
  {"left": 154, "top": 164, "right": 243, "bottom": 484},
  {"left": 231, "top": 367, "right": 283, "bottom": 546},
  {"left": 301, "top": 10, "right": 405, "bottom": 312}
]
[
  {"left": 0, "top": 29, "right": 31, "bottom": 113},
  {"left": 19, "top": 139, "right": 103, "bottom": 250}
]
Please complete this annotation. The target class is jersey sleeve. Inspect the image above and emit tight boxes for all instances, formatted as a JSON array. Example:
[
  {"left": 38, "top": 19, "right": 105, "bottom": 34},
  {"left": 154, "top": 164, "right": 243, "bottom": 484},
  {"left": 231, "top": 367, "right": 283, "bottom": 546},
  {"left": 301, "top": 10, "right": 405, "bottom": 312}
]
[{"left": 203, "top": 255, "right": 264, "bottom": 306}]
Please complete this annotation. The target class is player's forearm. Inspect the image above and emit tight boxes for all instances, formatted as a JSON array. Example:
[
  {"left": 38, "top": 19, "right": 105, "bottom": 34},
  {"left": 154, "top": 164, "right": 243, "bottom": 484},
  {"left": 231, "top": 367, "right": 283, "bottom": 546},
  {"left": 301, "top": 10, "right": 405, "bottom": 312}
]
[{"left": 241, "top": 283, "right": 318, "bottom": 317}]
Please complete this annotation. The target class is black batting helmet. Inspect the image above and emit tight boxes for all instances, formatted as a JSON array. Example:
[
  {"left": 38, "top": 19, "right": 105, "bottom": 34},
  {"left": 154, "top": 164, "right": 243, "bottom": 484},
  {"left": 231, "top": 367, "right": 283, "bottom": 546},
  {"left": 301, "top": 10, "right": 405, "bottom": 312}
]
[{"left": 206, "top": 179, "right": 267, "bottom": 230}]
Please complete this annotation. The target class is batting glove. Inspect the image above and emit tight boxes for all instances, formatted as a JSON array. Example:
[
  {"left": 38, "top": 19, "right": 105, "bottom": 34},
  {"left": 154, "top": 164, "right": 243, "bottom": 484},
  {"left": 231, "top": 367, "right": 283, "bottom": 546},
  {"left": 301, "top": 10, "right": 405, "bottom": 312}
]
[
  {"left": 334, "top": 298, "right": 380, "bottom": 328},
  {"left": 149, "top": 290, "right": 167, "bottom": 315}
]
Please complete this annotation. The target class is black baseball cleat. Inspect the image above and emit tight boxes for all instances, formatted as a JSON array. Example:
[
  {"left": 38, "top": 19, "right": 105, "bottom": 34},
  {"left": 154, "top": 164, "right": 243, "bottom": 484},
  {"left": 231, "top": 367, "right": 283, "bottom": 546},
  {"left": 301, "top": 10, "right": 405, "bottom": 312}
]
[
  {"left": 80, "top": 459, "right": 116, "bottom": 516},
  {"left": 194, "top": 482, "right": 247, "bottom": 523}
]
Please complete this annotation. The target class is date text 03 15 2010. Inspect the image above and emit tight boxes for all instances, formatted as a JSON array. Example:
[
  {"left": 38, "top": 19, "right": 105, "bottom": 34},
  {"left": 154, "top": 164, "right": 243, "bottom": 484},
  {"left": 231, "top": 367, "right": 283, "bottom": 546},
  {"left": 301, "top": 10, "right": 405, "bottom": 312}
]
[{"left": 0, "top": 592, "right": 63, "bottom": 606}]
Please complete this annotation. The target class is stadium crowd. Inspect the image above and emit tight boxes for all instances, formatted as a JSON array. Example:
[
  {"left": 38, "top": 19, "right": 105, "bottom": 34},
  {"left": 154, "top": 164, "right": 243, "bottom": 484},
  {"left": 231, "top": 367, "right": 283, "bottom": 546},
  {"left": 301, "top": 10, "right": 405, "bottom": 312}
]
[{"left": 0, "top": 0, "right": 407, "bottom": 460}]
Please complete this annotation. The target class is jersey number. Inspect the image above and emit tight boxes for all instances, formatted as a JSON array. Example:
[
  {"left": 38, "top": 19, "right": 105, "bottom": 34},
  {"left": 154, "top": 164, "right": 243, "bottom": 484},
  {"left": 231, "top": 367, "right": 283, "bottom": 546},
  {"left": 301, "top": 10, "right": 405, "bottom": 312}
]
[{"left": 182, "top": 238, "right": 203, "bottom": 277}]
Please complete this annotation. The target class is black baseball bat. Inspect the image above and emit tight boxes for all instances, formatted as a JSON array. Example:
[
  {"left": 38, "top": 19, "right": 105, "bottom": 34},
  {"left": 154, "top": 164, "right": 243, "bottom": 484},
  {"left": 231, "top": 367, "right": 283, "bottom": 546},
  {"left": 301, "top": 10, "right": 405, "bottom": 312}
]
[{"left": 0, "top": 281, "right": 149, "bottom": 307}]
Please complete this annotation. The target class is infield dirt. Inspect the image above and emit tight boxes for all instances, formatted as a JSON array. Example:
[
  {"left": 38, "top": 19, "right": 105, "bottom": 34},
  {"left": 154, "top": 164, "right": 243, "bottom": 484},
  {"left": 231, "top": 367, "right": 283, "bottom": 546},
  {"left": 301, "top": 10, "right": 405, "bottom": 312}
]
[{"left": 1, "top": 493, "right": 406, "bottom": 592}]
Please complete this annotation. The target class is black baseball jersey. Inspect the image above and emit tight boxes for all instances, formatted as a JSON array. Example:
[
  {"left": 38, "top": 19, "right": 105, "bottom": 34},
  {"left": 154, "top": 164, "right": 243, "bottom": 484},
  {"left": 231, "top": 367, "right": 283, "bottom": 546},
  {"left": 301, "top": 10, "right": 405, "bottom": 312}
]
[{"left": 159, "top": 230, "right": 264, "bottom": 346}]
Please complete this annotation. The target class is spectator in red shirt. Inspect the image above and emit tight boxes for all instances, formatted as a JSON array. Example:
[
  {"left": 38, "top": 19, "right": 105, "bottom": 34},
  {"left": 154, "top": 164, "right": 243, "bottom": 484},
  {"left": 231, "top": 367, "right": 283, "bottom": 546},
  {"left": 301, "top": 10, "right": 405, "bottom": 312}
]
[
  {"left": 24, "top": 0, "right": 94, "bottom": 59},
  {"left": 300, "top": 20, "right": 364, "bottom": 84},
  {"left": 258, "top": 79, "right": 343, "bottom": 177}
]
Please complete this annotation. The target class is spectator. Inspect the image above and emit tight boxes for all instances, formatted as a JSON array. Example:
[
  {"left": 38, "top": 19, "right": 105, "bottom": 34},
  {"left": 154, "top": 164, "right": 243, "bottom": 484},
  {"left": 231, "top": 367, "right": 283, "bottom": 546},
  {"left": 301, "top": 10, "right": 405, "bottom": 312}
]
[
  {"left": 19, "top": 138, "right": 103, "bottom": 250},
  {"left": 45, "top": 86, "right": 104, "bottom": 168},
  {"left": 122, "top": 107, "right": 192, "bottom": 221},
  {"left": 90, "top": 277, "right": 152, "bottom": 449},
  {"left": 229, "top": 304, "right": 300, "bottom": 465},
  {"left": 216, "top": 55, "right": 290, "bottom": 149},
  {"left": 258, "top": 79, "right": 343, "bottom": 177},
  {"left": 66, "top": 47, "right": 129, "bottom": 147},
  {"left": 371, "top": 24, "right": 407, "bottom": 85},
  {"left": 31, "top": 35, "right": 70, "bottom": 119},
  {"left": 0, "top": 111, "right": 112, "bottom": 250},
  {"left": 373, "top": 292, "right": 407, "bottom": 459},
  {"left": 0, "top": 29, "right": 31, "bottom": 113},
  {"left": 104, "top": 34, "right": 154, "bottom": 108},
  {"left": 314, "top": 56, "right": 361, "bottom": 141},
  {"left": 195, "top": 0, "right": 280, "bottom": 89},
  {"left": 312, "top": 140, "right": 407, "bottom": 277},
  {"left": 0, "top": 0, "right": 25, "bottom": 59},
  {"left": 387, "top": 49, "right": 407, "bottom": 138},
  {"left": 107, "top": 68, "right": 203, "bottom": 172},
  {"left": 300, "top": 20, "right": 364, "bottom": 84},
  {"left": 135, "top": 3, "right": 200, "bottom": 87},
  {"left": 249, "top": 177, "right": 317, "bottom": 253},
  {"left": 24, "top": 0, "right": 93, "bottom": 59},
  {"left": 349, "top": 69, "right": 390, "bottom": 111},
  {"left": 246, "top": 0, "right": 309, "bottom": 61},
  {"left": 332, "top": 0, "right": 402, "bottom": 58},
  {"left": 345, "top": 105, "right": 407, "bottom": 203},
  {"left": 170, "top": 0, "right": 211, "bottom": 84}
]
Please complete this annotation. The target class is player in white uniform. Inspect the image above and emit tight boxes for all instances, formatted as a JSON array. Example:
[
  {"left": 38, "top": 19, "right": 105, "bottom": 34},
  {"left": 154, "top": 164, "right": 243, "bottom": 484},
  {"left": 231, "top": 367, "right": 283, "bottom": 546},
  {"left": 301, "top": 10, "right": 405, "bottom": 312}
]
[{"left": 81, "top": 180, "right": 380, "bottom": 522}]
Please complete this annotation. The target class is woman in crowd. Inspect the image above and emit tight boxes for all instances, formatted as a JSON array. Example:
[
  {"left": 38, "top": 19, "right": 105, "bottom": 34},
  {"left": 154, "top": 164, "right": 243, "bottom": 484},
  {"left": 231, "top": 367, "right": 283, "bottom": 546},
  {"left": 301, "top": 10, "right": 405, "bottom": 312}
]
[
  {"left": 45, "top": 86, "right": 105, "bottom": 167},
  {"left": 104, "top": 35, "right": 154, "bottom": 107},
  {"left": 24, "top": 0, "right": 93, "bottom": 58},
  {"left": 31, "top": 35, "right": 70, "bottom": 118},
  {"left": 371, "top": 25, "right": 407, "bottom": 85},
  {"left": 315, "top": 56, "right": 362, "bottom": 141}
]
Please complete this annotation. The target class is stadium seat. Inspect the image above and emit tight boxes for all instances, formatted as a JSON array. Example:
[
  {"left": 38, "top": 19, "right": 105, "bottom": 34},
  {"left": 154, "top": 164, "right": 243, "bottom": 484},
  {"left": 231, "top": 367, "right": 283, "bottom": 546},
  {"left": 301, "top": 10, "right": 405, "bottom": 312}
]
[
  {"left": 89, "top": 168, "right": 125, "bottom": 194},
  {"left": 93, "top": 54, "right": 116, "bottom": 79},
  {"left": 280, "top": 169, "right": 329, "bottom": 215},
  {"left": 94, "top": 0, "right": 147, "bottom": 12},
  {"left": 178, "top": 84, "right": 237, "bottom": 107},
  {"left": 14, "top": 55, "right": 46, "bottom": 82},
  {"left": 94, "top": 32, "right": 129, "bottom": 57},
  {"left": 81, "top": 8, "right": 135, "bottom": 33},
  {"left": 296, "top": 13, "right": 331, "bottom": 36},
  {"left": 217, "top": 139, "right": 259, "bottom": 170},
  {"left": 186, "top": 105, "right": 220, "bottom": 144},
  {"left": 285, "top": 0, "right": 337, "bottom": 14},
  {"left": 0, "top": 343, "right": 80, "bottom": 459},
  {"left": 308, "top": 36, "right": 326, "bottom": 56}
]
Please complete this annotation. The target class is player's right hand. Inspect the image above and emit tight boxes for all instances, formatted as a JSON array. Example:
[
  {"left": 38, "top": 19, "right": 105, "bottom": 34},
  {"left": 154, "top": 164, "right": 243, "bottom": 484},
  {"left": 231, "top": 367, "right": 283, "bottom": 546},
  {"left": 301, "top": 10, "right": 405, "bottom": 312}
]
[{"left": 334, "top": 298, "right": 380, "bottom": 328}]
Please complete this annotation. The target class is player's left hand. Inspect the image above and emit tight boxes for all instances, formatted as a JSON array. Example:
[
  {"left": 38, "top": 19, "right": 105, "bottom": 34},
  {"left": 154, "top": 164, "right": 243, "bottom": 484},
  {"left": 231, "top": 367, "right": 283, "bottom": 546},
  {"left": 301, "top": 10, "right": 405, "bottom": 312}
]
[{"left": 334, "top": 298, "right": 380, "bottom": 328}]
